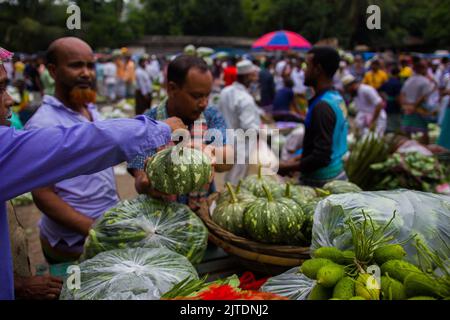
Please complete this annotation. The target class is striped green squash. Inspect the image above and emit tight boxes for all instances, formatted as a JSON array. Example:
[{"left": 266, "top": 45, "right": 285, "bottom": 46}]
[
  {"left": 146, "top": 146, "right": 212, "bottom": 195},
  {"left": 323, "top": 180, "right": 362, "bottom": 194},
  {"left": 212, "top": 183, "right": 253, "bottom": 236},
  {"left": 241, "top": 165, "right": 281, "bottom": 197},
  {"left": 274, "top": 183, "right": 318, "bottom": 202},
  {"left": 216, "top": 180, "right": 256, "bottom": 205},
  {"left": 243, "top": 185, "right": 305, "bottom": 245}
]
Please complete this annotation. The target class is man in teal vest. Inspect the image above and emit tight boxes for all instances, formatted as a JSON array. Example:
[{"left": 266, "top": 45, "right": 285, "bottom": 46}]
[{"left": 279, "top": 46, "right": 349, "bottom": 187}]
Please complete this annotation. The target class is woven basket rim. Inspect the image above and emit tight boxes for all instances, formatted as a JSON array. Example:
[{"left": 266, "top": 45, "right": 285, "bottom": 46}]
[{"left": 197, "top": 193, "right": 310, "bottom": 259}]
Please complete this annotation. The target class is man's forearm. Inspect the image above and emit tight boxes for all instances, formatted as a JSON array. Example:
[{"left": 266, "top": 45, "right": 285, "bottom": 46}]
[
  {"left": 0, "top": 117, "right": 171, "bottom": 202},
  {"left": 372, "top": 102, "right": 384, "bottom": 123},
  {"left": 32, "top": 187, "right": 94, "bottom": 236}
]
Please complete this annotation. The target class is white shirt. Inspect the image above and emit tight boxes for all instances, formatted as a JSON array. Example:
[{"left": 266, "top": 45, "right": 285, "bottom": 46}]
[
  {"left": 428, "top": 68, "right": 443, "bottom": 108},
  {"left": 103, "top": 62, "right": 117, "bottom": 85},
  {"left": 275, "top": 60, "right": 287, "bottom": 76},
  {"left": 145, "top": 60, "right": 161, "bottom": 82},
  {"left": 218, "top": 82, "right": 262, "bottom": 131},
  {"left": 136, "top": 67, "right": 152, "bottom": 96},
  {"left": 401, "top": 74, "right": 435, "bottom": 105},
  {"left": 355, "top": 84, "right": 383, "bottom": 114},
  {"left": 291, "top": 67, "right": 306, "bottom": 95},
  {"left": 333, "top": 68, "right": 351, "bottom": 91}
]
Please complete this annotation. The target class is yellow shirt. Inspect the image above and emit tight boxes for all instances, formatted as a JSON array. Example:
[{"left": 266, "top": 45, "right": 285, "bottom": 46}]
[
  {"left": 363, "top": 70, "right": 389, "bottom": 89},
  {"left": 400, "top": 66, "right": 413, "bottom": 79}
]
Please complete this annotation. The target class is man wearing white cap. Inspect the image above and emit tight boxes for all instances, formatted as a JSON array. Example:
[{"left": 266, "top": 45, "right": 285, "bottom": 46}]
[
  {"left": 342, "top": 73, "right": 387, "bottom": 136},
  {"left": 218, "top": 59, "right": 263, "bottom": 184}
]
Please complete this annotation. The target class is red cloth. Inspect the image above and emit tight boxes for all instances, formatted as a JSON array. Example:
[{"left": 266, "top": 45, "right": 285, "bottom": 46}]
[
  {"left": 239, "top": 272, "right": 269, "bottom": 291},
  {"left": 223, "top": 66, "right": 237, "bottom": 87}
]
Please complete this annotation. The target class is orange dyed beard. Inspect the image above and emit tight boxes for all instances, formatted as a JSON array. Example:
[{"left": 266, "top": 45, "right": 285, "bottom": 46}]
[{"left": 69, "top": 87, "right": 97, "bottom": 108}]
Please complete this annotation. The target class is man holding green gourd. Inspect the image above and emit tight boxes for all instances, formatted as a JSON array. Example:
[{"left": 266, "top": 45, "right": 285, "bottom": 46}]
[{"left": 129, "top": 55, "right": 233, "bottom": 210}]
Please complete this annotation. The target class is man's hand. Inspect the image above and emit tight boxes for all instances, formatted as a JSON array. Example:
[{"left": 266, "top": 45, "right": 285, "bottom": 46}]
[
  {"left": 402, "top": 104, "right": 415, "bottom": 115},
  {"left": 164, "top": 117, "right": 187, "bottom": 132},
  {"left": 134, "top": 167, "right": 176, "bottom": 201},
  {"left": 278, "top": 157, "right": 301, "bottom": 176},
  {"left": 15, "top": 276, "right": 63, "bottom": 300}
]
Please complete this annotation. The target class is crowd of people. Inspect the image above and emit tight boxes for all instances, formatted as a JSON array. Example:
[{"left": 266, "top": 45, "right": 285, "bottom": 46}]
[
  {"left": 1, "top": 36, "right": 449, "bottom": 300},
  {"left": 5, "top": 44, "right": 450, "bottom": 150}
]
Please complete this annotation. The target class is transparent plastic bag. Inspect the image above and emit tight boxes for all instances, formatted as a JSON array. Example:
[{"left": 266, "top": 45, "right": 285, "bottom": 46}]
[
  {"left": 260, "top": 267, "right": 315, "bottom": 300},
  {"left": 311, "top": 190, "right": 450, "bottom": 263},
  {"left": 61, "top": 247, "right": 198, "bottom": 300},
  {"left": 83, "top": 195, "right": 208, "bottom": 264}
]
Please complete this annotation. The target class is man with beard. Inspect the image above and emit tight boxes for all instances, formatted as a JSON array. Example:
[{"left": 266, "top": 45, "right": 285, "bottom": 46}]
[
  {"left": 0, "top": 44, "right": 185, "bottom": 300},
  {"left": 24, "top": 38, "right": 127, "bottom": 263},
  {"left": 279, "top": 47, "right": 349, "bottom": 187}
]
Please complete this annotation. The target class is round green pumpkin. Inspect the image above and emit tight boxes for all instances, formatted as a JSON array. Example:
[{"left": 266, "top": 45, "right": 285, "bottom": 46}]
[
  {"left": 146, "top": 146, "right": 212, "bottom": 195},
  {"left": 292, "top": 185, "right": 318, "bottom": 200},
  {"left": 241, "top": 166, "right": 282, "bottom": 197},
  {"left": 212, "top": 183, "right": 253, "bottom": 236},
  {"left": 243, "top": 185, "right": 305, "bottom": 245},
  {"left": 216, "top": 180, "right": 256, "bottom": 205},
  {"left": 322, "top": 180, "right": 362, "bottom": 194}
]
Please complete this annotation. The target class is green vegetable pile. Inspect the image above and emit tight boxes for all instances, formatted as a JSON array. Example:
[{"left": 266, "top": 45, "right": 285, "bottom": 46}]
[
  {"left": 212, "top": 169, "right": 362, "bottom": 246},
  {"left": 83, "top": 196, "right": 208, "bottom": 264},
  {"left": 345, "top": 133, "right": 393, "bottom": 190},
  {"left": 300, "top": 212, "right": 449, "bottom": 300},
  {"left": 371, "top": 152, "right": 446, "bottom": 192}
]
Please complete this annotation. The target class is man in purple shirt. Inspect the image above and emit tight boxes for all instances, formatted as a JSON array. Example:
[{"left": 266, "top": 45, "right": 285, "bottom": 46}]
[
  {"left": 25, "top": 38, "right": 121, "bottom": 263},
  {"left": 0, "top": 45, "right": 185, "bottom": 300}
]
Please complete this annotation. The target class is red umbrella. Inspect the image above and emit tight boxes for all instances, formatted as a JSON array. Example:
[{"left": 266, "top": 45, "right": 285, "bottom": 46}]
[{"left": 252, "top": 30, "right": 312, "bottom": 51}]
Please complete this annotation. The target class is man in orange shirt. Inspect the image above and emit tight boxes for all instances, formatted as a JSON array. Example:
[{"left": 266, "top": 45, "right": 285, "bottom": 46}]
[
  {"left": 116, "top": 52, "right": 136, "bottom": 99},
  {"left": 363, "top": 59, "right": 388, "bottom": 90}
]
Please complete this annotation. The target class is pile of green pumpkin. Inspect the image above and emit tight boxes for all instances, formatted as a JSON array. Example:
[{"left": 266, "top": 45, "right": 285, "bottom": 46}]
[{"left": 211, "top": 167, "right": 362, "bottom": 246}]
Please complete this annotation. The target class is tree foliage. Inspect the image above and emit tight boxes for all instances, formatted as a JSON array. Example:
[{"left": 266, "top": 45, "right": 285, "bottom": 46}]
[{"left": 0, "top": 0, "right": 448, "bottom": 53}]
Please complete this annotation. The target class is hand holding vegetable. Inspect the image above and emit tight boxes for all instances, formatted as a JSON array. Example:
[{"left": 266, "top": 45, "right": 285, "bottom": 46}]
[
  {"left": 163, "top": 117, "right": 187, "bottom": 132},
  {"left": 134, "top": 165, "right": 176, "bottom": 202}
]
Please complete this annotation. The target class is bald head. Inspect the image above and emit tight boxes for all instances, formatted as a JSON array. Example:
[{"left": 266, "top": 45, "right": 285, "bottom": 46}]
[
  {"left": 46, "top": 37, "right": 97, "bottom": 105},
  {"left": 46, "top": 37, "right": 93, "bottom": 66}
]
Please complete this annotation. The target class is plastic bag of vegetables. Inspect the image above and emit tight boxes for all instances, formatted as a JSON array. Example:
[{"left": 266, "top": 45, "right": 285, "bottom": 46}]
[
  {"left": 260, "top": 267, "right": 315, "bottom": 300},
  {"left": 83, "top": 196, "right": 208, "bottom": 264},
  {"left": 311, "top": 190, "right": 450, "bottom": 264},
  {"left": 60, "top": 247, "right": 199, "bottom": 300}
]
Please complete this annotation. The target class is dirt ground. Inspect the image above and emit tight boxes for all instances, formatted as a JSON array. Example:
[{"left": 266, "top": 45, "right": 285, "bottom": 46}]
[{"left": 14, "top": 163, "right": 226, "bottom": 275}]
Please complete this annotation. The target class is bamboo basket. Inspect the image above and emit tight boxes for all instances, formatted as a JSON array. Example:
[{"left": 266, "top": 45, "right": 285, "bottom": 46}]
[{"left": 197, "top": 194, "right": 311, "bottom": 275}]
